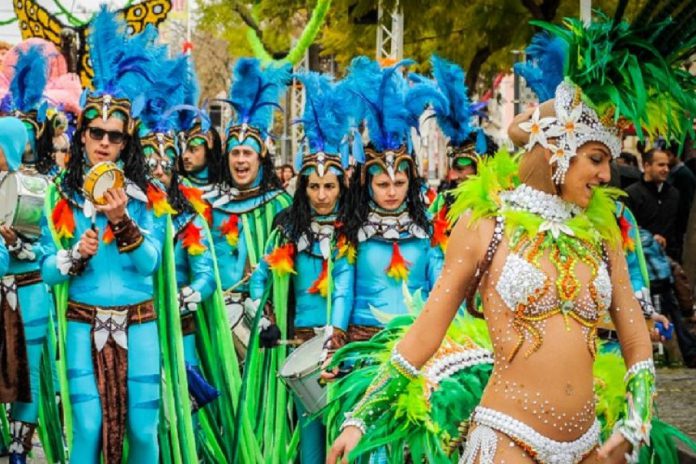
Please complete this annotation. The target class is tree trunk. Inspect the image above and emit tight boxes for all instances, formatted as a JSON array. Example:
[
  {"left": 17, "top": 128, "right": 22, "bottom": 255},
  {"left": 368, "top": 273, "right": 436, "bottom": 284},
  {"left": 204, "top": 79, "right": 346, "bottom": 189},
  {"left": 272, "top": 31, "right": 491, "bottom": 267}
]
[
  {"left": 466, "top": 46, "right": 492, "bottom": 96},
  {"left": 681, "top": 196, "right": 696, "bottom": 299},
  {"left": 520, "top": 0, "right": 562, "bottom": 21}
]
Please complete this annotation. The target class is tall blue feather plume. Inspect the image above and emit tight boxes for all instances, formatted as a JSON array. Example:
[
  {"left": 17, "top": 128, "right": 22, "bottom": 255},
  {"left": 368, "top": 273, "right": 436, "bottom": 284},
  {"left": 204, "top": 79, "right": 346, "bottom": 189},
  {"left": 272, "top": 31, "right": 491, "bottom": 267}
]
[
  {"left": 296, "top": 71, "right": 351, "bottom": 154},
  {"left": 229, "top": 58, "right": 290, "bottom": 134},
  {"left": 9, "top": 45, "right": 48, "bottom": 114},
  {"left": 342, "top": 56, "right": 381, "bottom": 125},
  {"left": 405, "top": 72, "right": 447, "bottom": 135},
  {"left": 175, "top": 58, "right": 201, "bottom": 132},
  {"left": 513, "top": 32, "right": 567, "bottom": 102},
  {"left": 138, "top": 55, "right": 189, "bottom": 134},
  {"left": 431, "top": 55, "right": 474, "bottom": 146},
  {"left": 343, "top": 57, "right": 416, "bottom": 151},
  {"left": 88, "top": 6, "right": 128, "bottom": 96}
]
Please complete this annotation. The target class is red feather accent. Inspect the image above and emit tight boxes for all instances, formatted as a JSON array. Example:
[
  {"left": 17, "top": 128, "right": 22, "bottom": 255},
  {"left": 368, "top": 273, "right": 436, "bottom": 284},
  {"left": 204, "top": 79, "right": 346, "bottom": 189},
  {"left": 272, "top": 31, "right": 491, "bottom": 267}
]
[
  {"left": 431, "top": 206, "right": 449, "bottom": 251},
  {"left": 265, "top": 244, "right": 296, "bottom": 275},
  {"left": 308, "top": 260, "right": 330, "bottom": 297},
  {"left": 181, "top": 221, "right": 207, "bottom": 255},
  {"left": 146, "top": 183, "right": 176, "bottom": 216},
  {"left": 52, "top": 198, "right": 75, "bottom": 239},
  {"left": 618, "top": 214, "right": 635, "bottom": 251},
  {"left": 386, "top": 241, "right": 410, "bottom": 281},
  {"left": 179, "top": 184, "right": 212, "bottom": 224},
  {"left": 219, "top": 214, "right": 240, "bottom": 247},
  {"left": 103, "top": 224, "right": 115, "bottom": 244},
  {"left": 336, "top": 234, "right": 356, "bottom": 264}
]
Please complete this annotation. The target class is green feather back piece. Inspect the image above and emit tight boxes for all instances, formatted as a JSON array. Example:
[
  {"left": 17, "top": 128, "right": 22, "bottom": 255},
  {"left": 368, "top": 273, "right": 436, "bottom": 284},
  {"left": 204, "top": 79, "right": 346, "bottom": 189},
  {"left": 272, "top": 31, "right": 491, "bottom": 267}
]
[
  {"left": 324, "top": 290, "right": 494, "bottom": 462},
  {"left": 447, "top": 149, "right": 623, "bottom": 248},
  {"left": 532, "top": 2, "right": 696, "bottom": 142}
]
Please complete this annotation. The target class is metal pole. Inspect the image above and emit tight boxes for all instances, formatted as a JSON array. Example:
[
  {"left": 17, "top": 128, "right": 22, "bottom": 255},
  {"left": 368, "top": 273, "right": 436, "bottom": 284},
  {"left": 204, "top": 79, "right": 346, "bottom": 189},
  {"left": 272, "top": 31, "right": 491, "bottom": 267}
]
[
  {"left": 512, "top": 50, "right": 522, "bottom": 115},
  {"left": 580, "top": 0, "right": 591, "bottom": 25}
]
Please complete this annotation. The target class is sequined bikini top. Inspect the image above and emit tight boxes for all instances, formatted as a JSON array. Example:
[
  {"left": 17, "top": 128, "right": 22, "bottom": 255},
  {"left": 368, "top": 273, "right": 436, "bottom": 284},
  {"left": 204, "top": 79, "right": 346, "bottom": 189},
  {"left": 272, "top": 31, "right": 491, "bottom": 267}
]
[{"left": 493, "top": 185, "right": 613, "bottom": 361}]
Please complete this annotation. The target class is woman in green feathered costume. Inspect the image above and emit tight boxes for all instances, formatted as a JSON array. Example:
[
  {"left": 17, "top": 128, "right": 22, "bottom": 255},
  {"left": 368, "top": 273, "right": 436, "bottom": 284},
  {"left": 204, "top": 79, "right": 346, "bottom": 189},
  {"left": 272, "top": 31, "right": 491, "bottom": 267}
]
[{"left": 328, "top": 3, "right": 696, "bottom": 463}]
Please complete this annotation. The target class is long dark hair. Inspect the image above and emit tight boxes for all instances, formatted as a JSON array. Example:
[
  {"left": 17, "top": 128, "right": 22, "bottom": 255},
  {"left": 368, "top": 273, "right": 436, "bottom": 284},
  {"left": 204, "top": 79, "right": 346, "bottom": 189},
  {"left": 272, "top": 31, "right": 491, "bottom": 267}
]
[
  {"left": 62, "top": 122, "right": 149, "bottom": 197},
  {"left": 276, "top": 171, "right": 347, "bottom": 245},
  {"left": 217, "top": 146, "right": 283, "bottom": 195},
  {"left": 177, "top": 126, "right": 223, "bottom": 185},
  {"left": 33, "top": 122, "right": 55, "bottom": 174},
  {"left": 168, "top": 172, "right": 194, "bottom": 217},
  {"left": 338, "top": 163, "right": 431, "bottom": 246}
]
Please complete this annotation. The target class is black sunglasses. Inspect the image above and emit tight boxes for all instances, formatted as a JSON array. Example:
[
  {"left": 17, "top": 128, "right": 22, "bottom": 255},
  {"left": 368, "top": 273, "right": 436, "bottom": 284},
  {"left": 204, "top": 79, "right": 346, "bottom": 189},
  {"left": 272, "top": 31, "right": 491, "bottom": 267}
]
[{"left": 87, "top": 127, "right": 126, "bottom": 144}]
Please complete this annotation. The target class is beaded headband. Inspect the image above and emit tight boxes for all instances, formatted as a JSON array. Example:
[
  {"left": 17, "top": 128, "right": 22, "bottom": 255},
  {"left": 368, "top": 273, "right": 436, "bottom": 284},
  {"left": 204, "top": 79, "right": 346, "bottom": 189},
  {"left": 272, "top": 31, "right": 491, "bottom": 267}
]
[
  {"left": 301, "top": 152, "right": 344, "bottom": 178},
  {"left": 447, "top": 143, "right": 479, "bottom": 170},
  {"left": 361, "top": 146, "right": 414, "bottom": 184},
  {"left": 226, "top": 123, "right": 268, "bottom": 158},
  {"left": 78, "top": 94, "right": 135, "bottom": 135},
  {"left": 14, "top": 109, "right": 45, "bottom": 139},
  {"left": 141, "top": 131, "right": 177, "bottom": 160},
  {"left": 519, "top": 81, "right": 622, "bottom": 184},
  {"left": 184, "top": 121, "right": 213, "bottom": 150}
]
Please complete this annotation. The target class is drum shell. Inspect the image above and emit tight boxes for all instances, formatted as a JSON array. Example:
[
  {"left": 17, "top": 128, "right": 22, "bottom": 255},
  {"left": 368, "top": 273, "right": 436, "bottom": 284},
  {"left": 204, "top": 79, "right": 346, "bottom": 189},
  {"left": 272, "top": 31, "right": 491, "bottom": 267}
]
[
  {"left": 279, "top": 335, "right": 326, "bottom": 415},
  {"left": 0, "top": 171, "right": 48, "bottom": 239},
  {"left": 82, "top": 162, "right": 124, "bottom": 205},
  {"left": 226, "top": 294, "right": 250, "bottom": 359}
]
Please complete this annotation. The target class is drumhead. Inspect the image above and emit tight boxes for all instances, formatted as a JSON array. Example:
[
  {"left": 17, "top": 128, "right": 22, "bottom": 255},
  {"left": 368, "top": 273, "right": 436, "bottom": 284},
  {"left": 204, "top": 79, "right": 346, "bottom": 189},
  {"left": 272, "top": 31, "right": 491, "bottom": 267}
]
[
  {"left": 0, "top": 174, "right": 18, "bottom": 226},
  {"left": 93, "top": 170, "right": 117, "bottom": 201},
  {"left": 279, "top": 335, "right": 324, "bottom": 378}
]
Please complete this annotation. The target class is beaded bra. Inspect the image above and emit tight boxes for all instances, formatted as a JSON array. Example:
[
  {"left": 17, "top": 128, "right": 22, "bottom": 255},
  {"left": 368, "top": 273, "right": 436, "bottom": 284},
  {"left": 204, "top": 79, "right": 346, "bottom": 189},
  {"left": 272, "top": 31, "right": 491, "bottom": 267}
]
[{"left": 493, "top": 184, "right": 612, "bottom": 361}]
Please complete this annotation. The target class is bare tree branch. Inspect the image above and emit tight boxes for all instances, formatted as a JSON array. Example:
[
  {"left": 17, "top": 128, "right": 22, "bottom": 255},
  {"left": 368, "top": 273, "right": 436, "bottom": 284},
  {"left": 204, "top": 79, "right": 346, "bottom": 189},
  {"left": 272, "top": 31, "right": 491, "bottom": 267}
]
[
  {"left": 466, "top": 45, "right": 492, "bottom": 95},
  {"left": 230, "top": 1, "right": 264, "bottom": 38}
]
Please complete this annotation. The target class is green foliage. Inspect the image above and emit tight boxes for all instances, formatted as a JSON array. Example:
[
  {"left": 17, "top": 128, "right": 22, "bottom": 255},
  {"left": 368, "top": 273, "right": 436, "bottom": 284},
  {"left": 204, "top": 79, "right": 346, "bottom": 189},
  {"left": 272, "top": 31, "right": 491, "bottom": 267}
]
[{"left": 196, "top": 0, "right": 638, "bottom": 95}]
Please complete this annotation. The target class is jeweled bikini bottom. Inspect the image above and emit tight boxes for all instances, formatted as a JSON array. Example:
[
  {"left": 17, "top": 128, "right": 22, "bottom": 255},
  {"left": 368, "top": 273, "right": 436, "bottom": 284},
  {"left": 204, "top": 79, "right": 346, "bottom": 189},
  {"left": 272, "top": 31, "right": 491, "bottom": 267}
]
[{"left": 460, "top": 407, "right": 600, "bottom": 464}]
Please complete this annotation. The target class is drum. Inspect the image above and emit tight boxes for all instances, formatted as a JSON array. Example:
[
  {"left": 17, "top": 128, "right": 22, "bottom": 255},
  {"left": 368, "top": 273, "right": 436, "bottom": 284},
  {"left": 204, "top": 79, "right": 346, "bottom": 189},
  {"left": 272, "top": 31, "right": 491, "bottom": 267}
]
[
  {"left": 225, "top": 293, "right": 251, "bottom": 359},
  {"left": 0, "top": 171, "right": 48, "bottom": 239},
  {"left": 82, "top": 161, "right": 124, "bottom": 205},
  {"left": 279, "top": 334, "right": 326, "bottom": 415}
]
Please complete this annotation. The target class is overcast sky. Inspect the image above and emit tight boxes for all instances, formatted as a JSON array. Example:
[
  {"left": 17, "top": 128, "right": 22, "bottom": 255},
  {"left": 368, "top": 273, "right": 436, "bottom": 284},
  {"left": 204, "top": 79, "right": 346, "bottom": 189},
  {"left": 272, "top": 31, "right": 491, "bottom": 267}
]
[{"left": 0, "top": 0, "right": 133, "bottom": 44}]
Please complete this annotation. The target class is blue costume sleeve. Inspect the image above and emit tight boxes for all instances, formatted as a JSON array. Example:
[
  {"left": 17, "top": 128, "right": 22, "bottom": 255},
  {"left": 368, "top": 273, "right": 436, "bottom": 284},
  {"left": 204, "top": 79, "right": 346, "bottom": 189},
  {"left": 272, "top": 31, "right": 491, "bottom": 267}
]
[
  {"left": 622, "top": 207, "right": 650, "bottom": 293},
  {"left": 0, "top": 239, "right": 8, "bottom": 276},
  {"left": 426, "top": 243, "right": 444, "bottom": 289},
  {"left": 124, "top": 205, "right": 163, "bottom": 276},
  {"left": 249, "top": 239, "right": 273, "bottom": 301},
  {"left": 39, "top": 216, "right": 70, "bottom": 286},
  {"left": 186, "top": 216, "right": 216, "bottom": 300},
  {"left": 331, "top": 255, "right": 354, "bottom": 331}
]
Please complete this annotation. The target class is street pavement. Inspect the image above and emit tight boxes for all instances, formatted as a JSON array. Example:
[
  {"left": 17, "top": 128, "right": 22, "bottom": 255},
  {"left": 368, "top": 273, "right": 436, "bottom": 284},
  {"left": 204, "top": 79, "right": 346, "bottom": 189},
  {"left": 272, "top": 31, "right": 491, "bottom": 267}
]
[{"left": 1, "top": 367, "right": 694, "bottom": 463}]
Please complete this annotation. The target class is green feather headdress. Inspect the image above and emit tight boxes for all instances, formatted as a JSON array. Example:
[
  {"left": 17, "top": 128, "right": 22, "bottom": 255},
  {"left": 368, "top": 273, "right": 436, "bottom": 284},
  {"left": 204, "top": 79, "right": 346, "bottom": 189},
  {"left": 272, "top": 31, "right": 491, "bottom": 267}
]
[{"left": 534, "top": 1, "right": 696, "bottom": 143}]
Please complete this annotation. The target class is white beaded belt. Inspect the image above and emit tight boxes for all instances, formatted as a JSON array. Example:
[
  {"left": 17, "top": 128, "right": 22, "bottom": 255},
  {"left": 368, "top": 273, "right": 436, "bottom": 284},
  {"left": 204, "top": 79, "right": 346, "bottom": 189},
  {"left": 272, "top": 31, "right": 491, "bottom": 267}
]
[{"left": 463, "top": 407, "right": 599, "bottom": 464}]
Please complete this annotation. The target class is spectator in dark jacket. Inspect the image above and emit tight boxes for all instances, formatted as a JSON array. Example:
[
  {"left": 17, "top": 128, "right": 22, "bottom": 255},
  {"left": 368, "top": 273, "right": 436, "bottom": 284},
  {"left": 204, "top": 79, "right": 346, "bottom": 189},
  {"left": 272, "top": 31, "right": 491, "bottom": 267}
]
[
  {"left": 626, "top": 148, "right": 681, "bottom": 261},
  {"left": 663, "top": 141, "right": 696, "bottom": 261}
]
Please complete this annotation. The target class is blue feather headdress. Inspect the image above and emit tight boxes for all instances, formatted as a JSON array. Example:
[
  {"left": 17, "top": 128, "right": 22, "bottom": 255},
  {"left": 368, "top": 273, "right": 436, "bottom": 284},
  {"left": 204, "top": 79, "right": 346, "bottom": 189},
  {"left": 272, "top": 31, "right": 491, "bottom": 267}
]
[
  {"left": 343, "top": 56, "right": 444, "bottom": 181},
  {"left": 428, "top": 55, "right": 492, "bottom": 161},
  {"left": 78, "top": 7, "right": 167, "bottom": 135},
  {"left": 294, "top": 71, "right": 352, "bottom": 177},
  {"left": 513, "top": 32, "right": 567, "bottom": 102},
  {"left": 177, "top": 61, "right": 215, "bottom": 153},
  {"left": 223, "top": 58, "right": 290, "bottom": 158},
  {"left": 139, "top": 55, "right": 196, "bottom": 161},
  {"left": 3, "top": 44, "right": 49, "bottom": 139}
]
